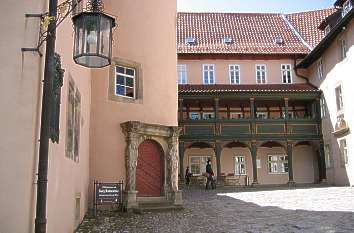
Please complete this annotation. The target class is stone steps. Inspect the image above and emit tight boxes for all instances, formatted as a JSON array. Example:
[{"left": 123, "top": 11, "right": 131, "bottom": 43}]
[{"left": 135, "top": 198, "right": 183, "bottom": 213}]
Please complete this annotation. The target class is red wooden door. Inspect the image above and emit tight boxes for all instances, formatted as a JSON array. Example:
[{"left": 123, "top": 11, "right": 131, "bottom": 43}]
[{"left": 136, "top": 140, "right": 163, "bottom": 197}]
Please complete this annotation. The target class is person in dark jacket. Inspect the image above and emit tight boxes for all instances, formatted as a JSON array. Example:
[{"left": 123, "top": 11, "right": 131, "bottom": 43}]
[
  {"left": 185, "top": 166, "right": 192, "bottom": 186},
  {"left": 205, "top": 159, "right": 215, "bottom": 190}
]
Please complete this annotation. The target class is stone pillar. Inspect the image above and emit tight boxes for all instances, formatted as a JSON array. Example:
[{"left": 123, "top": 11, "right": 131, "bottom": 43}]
[
  {"left": 318, "top": 140, "right": 327, "bottom": 183},
  {"left": 215, "top": 142, "right": 222, "bottom": 181},
  {"left": 179, "top": 141, "right": 185, "bottom": 181},
  {"left": 287, "top": 141, "right": 295, "bottom": 186},
  {"left": 251, "top": 141, "right": 258, "bottom": 186},
  {"left": 178, "top": 98, "right": 184, "bottom": 122}
]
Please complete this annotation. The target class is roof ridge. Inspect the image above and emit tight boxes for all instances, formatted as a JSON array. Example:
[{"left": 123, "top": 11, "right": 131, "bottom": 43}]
[
  {"left": 281, "top": 14, "right": 313, "bottom": 50},
  {"left": 177, "top": 12, "right": 281, "bottom": 16}
]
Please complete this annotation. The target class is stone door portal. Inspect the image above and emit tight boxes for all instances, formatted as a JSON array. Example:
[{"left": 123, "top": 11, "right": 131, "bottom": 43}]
[{"left": 136, "top": 140, "right": 163, "bottom": 197}]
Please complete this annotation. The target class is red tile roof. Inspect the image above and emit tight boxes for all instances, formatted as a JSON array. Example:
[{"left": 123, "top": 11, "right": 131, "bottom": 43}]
[
  {"left": 179, "top": 84, "right": 319, "bottom": 94},
  {"left": 177, "top": 9, "right": 336, "bottom": 55},
  {"left": 286, "top": 8, "right": 337, "bottom": 49}
]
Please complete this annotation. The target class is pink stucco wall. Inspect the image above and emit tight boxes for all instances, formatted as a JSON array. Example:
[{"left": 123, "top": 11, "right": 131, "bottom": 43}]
[{"left": 178, "top": 58, "right": 306, "bottom": 84}]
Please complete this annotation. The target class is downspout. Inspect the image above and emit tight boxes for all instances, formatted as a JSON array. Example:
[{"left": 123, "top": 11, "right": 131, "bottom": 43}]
[{"left": 293, "top": 58, "right": 318, "bottom": 89}]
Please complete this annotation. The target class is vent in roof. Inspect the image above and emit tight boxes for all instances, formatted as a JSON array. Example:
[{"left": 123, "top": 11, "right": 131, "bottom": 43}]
[
  {"left": 223, "top": 37, "right": 233, "bottom": 44},
  {"left": 185, "top": 37, "right": 196, "bottom": 45},
  {"left": 273, "top": 36, "right": 284, "bottom": 45}
]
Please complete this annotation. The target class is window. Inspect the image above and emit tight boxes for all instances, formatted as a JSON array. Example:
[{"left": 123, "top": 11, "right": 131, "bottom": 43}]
[
  {"left": 189, "top": 112, "right": 201, "bottom": 120},
  {"left": 230, "top": 112, "right": 244, "bottom": 119},
  {"left": 342, "top": 0, "right": 352, "bottom": 17},
  {"left": 203, "top": 64, "right": 215, "bottom": 84},
  {"left": 66, "top": 82, "right": 81, "bottom": 162},
  {"left": 229, "top": 65, "right": 240, "bottom": 84},
  {"left": 317, "top": 58, "right": 323, "bottom": 80},
  {"left": 189, "top": 156, "right": 211, "bottom": 175},
  {"left": 281, "top": 64, "right": 292, "bottom": 84},
  {"left": 177, "top": 64, "right": 187, "bottom": 84},
  {"left": 115, "top": 66, "right": 136, "bottom": 99},
  {"left": 257, "top": 112, "right": 268, "bottom": 119},
  {"left": 256, "top": 65, "right": 266, "bottom": 84},
  {"left": 268, "top": 155, "right": 288, "bottom": 174},
  {"left": 340, "top": 39, "right": 347, "bottom": 60},
  {"left": 339, "top": 139, "right": 348, "bottom": 166},
  {"left": 234, "top": 156, "right": 246, "bottom": 175},
  {"left": 335, "top": 85, "right": 344, "bottom": 112},
  {"left": 202, "top": 112, "right": 215, "bottom": 120},
  {"left": 320, "top": 96, "right": 327, "bottom": 118},
  {"left": 325, "top": 25, "right": 331, "bottom": 35},
  {"left": 324, "top": 144, "right": 331, "bottom": 168}
]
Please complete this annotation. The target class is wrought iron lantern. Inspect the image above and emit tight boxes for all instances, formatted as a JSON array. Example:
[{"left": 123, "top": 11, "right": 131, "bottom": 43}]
[{"left": 72, "top": 1, "right": 116, "bottom": 68}]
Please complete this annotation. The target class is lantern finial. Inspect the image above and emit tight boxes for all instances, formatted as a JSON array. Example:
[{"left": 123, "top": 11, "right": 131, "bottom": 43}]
[{"left": 87, "top": 0, "right": 104, "bottom": 12}]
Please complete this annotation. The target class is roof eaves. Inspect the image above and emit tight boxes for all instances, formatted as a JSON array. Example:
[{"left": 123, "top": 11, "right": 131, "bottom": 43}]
[{"left": 296, "top": 9, "right": 354, "bottom": 69}]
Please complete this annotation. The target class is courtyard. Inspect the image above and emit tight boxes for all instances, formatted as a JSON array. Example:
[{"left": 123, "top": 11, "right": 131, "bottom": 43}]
[{"left": 76, "top": 186, "right": 354, "bottom": 233}]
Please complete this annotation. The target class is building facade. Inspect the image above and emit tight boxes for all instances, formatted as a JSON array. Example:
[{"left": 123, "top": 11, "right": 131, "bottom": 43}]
[
  {"left": 176, "top": 10, "right": 337, "bottom": 186},
  {"left": 297, "top": 0, "right": 354, "bottom": 186},
  {"left": 0, "top": 0, "right": 178, "bottom": 232}
]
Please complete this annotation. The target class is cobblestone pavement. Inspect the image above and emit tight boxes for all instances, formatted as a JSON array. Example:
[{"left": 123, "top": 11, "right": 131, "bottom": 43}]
[{"left": 76, "top": 186, "right": 354, "bottom": 233}]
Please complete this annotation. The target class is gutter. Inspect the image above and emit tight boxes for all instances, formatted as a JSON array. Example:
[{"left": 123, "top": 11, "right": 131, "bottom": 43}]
[{"left": 293, "top": 58, "right": 318, "bottom": 89}]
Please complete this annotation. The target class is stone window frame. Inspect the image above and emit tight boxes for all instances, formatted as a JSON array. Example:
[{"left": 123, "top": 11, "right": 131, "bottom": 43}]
[
  {"left": 267, "top": 154, "right": 289, "bottom": 174},
  {"left": 234, "top": 155, "right": 247, "bottom": 175},
  {"left": 109, "top": 58, "right": 143, "bottom": 104},
  {"left": 339, "top": 138, "right": 349, "bottom": 167},
  {"left": 335, "top": 83, "right": 344, "bottom": 114},
  {"left": 65, "top": 79, "right": 81, "bottom": 163}
]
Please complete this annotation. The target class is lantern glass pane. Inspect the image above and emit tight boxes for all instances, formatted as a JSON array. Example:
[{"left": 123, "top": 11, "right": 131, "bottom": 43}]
[
  {"left": 74, "top": 17, "right": 84, "bottom": 56},
  {"left": 83, "top": 15, "right": 99, "bottom": 54},
  {"left": 100, "top": 16, "right": 111, "bottom": 57}
]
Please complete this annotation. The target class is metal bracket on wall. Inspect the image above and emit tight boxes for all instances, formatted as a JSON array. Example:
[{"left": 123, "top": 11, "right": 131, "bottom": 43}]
[{"left": 21, "top": 0, "right": 82, "bottom": 56}]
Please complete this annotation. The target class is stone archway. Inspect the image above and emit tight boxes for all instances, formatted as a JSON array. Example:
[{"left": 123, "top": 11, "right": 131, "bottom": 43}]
[
  {"left": 136, "top": 140, "right": 164, "bottom": 197},
  {"left": 121, "top": 121, "right": 182, "bottom": 210}
]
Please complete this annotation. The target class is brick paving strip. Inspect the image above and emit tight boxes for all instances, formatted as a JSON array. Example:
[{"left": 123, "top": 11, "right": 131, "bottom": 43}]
[{"left": 76, "top": 186, "right": 354, "bottom": 233}]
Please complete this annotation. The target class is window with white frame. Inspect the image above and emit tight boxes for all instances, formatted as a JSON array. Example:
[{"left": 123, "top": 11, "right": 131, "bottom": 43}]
[
  {"left": 115, "top": 65, "right": 136, "bottom": 99},
  {"left": 325, "top": 25, "right": 331, "bottom": 35},
  {"left": 335, "top": 85, "right": 344, "bottom": 112},
  {"left": 257, "top": 112, "right": 268, "bottom": 119},
  {"left": 189, "top": 112, "right": 201, "bottom": 120},
  {"left": 342, "top": 0, "right": 352, "bottom": 17},
  {"left": 324, "top": 144, "right": 331, "bottom": 168},
  {"left": 189, "top": 156, "right": 211, "bottom": 175},
  {"left": 268, "top": 155, "right": 288, "bottom": 174},
  {"left": 230, "top": 112, "right": 244, "bottom": 119},
  {"left": 177, "top": 64, "right": 188, "bottom": 84},
  {"left": 340, "top": 39, "right": 347, "bottom": 60},
  {"left": 203, "top": 64, "right": 215, "bottom": 84},
  {"left": 256, "top": 65, "right": 266, "bottom": 84},
  {"left": 317, "top": 58, "right": 323, "bottom": 80},
  {"left": 282, "top": 111, "right": 294, "bottom": 119},
  {"left": 234, "top": 156, "right": 246, "bottom": 175},
  {"left": 320, "top": 96, "right": 327, "bottom": 118},
  {"left": 66, "top": 81, "right": 81, "bottom": 162},
  {"left": 202, "top": 112, "right": 215, "bottom": 120},
  {"left": 229, "top": 65, "right": 240, "bottom": 84},
  {"left": 281, "top": 64, "right": 292, "bottom": 84},
  {"left": 339, "top": 139, "right": 348, "bottom": 166}
]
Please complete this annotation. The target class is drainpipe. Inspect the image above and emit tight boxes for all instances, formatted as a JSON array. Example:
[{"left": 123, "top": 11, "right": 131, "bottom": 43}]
[{"left": 293, "top": 58, "right": 318, "bottom": 89}]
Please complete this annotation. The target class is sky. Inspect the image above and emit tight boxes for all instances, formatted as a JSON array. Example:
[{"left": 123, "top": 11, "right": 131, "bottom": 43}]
[{"left": 177, "top": 0, "right": 334, "bottom": 13}]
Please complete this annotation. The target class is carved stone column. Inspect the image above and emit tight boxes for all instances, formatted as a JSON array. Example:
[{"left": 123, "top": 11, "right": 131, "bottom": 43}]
[{"left": 167, "top": 127, "right": 182, "bottom": 205}]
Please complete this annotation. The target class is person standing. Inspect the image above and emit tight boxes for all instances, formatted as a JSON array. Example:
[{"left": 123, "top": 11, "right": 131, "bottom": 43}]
[
  {"left": 205, "top": 159, "right": 215, "bottom": 190},
  {"left": 185, "top": 166, "right": 192, "bottom": 186}
]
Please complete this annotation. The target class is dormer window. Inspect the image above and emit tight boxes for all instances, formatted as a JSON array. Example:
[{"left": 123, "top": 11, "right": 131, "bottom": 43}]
[
  {"left": 273, "top": 36, "right": 284, "bottom": 45},
  {"left": 342, "top": 0, "right": 352, "bottom": 17},
  {"left": 223, "top": 37, "right": 233, "bottom": 45},
  {"left": 185, "top": 37, "right": 196, "bottom": 45},
  {"left": 325, "top": 25, "right": 331, "bottom": 35}
]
